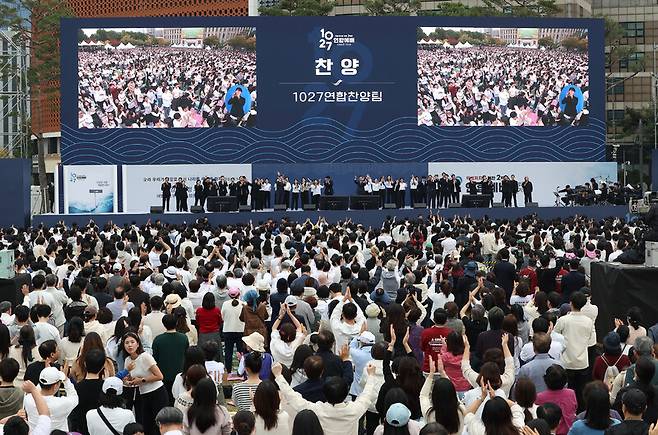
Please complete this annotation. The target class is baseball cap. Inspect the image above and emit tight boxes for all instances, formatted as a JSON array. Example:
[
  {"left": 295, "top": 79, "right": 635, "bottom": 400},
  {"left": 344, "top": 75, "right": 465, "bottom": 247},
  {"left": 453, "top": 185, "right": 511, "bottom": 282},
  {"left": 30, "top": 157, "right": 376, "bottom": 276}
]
[
  {"left": 155, "top": 407, "right": 184, "bottom": 426},
  {"left": 228, "top": 287, "right": 241, "bottom": 298},
  {"left": 427, "top": 260, "right": 436, "bottom": 269},
  {"left": 358, "top": 331, "right": 376, "bottom": 345},
  {"left": 284, "top": 295, "right": 298, "bottom": 307},
  {"left": 385, "top": 403, "right": 411, "bottom": 427},
  {"left": 464, "top": 261, "right": 478, "bottom": 277},
  {"left": 112, "top": 262, "right": 122, "bottom": 271},
  {"left": 102, "top": 376, "right": 124, "bottom": 395},
  {"left": 39, "top": 367, "right": 66, "bottom": 385}
]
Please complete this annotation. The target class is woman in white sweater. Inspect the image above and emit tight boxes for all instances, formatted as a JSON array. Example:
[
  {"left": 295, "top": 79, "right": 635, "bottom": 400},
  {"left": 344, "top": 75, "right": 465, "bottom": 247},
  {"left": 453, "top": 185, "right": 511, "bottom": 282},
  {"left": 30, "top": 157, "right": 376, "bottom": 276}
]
[
  {"left": 253, "top": 380, "right": 290, "bottom": 435},
  {"left": 463, "top": 381, "right": 525, "bottom": 435},
  {"left": 221, "top": 289, "right": 245, "bottom": 373}
]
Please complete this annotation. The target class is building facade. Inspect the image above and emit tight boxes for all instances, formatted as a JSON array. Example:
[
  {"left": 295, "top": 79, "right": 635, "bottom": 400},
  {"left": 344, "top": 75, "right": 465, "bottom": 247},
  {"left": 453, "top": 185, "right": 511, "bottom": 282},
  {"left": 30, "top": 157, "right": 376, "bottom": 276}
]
[{"left": 332, "top": 0, "right": 591, "bottom": 17}]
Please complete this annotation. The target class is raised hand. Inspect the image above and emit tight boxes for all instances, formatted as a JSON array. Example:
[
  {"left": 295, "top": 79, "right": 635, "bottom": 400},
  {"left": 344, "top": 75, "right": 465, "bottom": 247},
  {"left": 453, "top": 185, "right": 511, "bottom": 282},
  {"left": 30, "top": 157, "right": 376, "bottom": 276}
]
[
  {"left": 390, "top": 325, "right": 397, "bottom": 344},
  {"left": 271, "top": 362, "right": 283, "bottom": 377}
]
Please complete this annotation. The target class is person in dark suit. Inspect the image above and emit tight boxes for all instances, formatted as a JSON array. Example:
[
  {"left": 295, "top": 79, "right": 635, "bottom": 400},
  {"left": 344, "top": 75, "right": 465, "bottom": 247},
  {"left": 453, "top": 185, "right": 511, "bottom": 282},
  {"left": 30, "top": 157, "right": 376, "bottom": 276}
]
[
  {"left": 174, "top": 178, "right": 188, "bottom": 212},
  {"left": 193, "top": 180, "right": 203, "bottom": 207},
  {"left": 493, "top": 248, "right": 517, "bottom": 299},
  {"left": 481, "top": 176, "right": 494, "bottom": 207},
  {"left": 324, "top": 176, "right": 334, "bottom": 196},
  {"left": 228, "top": 87, "right": 246, "bottom": 124},
  {"left": 522, "top": 176, "right": 533, "bottom": 205},
  {"left": 560, "top": 258, "right": 587, "bottom": 304},
  {"left": 426, "top": 175, "right": 437, "bottom": 208},
  {"left": 466, "top": 177, "right": 478, "bottom": 195},
  {"left": 511, "top": 175, "right": 519, "bottom": 207},
  {"left": 451, "top": 174, "right": 461, "bottom": 204},
  {"left": 161, "top": 178, "right": 172, "bottom": 211},
  {"left": 439, "top": 173, "right": 451, "bottom": 208},
  {"left": 501, "top": 175, "right": 512, "bottom": 207}
]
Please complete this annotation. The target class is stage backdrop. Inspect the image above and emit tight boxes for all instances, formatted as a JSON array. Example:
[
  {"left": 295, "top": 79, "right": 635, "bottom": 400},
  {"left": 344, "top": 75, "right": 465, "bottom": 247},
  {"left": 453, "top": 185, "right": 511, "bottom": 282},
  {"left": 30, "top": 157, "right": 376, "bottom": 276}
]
[
  {"left": 427, "top": 162, "right": 618, "bottom": 207},
  {"left": 61, "top": 16, "right": 605, "bottom": 165},
  {"left": 63, "top": 165, "right": 117, "bottom": 214},
  {"left": 122, "top": 164, "right": 251, "bottom": 213}
]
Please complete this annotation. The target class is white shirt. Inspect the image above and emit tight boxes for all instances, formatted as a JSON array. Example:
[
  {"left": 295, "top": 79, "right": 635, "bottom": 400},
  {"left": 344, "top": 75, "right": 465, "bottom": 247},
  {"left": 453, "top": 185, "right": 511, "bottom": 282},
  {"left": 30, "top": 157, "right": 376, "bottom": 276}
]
[
  {"left": 275, "top": 374, "right": 378, "bottom": 435},
  {"left": 270, "top": 330, "right": 305, "bottom": 367},
  {"left": 554, "top": 311, "right": 596, "bottom": 370},
  {"left": 254, "top": 411, "right": 290, "bottom": 435},
  {"left": 221, "top": 300, "right": 246, "bottom": 333},
  {"left": 125, "top": 352, "right": 164, "bottom": 394},
  {"left": 24, "top": 380, "right": 79, "bottom": 433},
  {"left": 86, "top": 406, "right": 136, "bottom": 435}
]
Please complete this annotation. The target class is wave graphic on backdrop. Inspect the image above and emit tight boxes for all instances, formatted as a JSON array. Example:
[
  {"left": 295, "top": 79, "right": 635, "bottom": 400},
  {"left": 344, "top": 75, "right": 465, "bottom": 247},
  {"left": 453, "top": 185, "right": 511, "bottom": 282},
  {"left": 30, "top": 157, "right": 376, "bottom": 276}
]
[
  {"left": 68, "top": 194, "right": 114, "bottom": 214},
  {"left": 62, "top": 117, "right": 606, "bottom": 165}
]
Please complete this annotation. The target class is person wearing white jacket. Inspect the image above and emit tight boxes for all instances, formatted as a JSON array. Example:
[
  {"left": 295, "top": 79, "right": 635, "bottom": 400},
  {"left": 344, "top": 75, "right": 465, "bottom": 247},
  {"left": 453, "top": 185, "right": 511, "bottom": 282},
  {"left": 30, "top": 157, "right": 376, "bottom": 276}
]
[
  {"left": 272, "top": 361, "right": 378, "bottom": 435},
  {"left": 330, "top": 287, "right": 366, "bottom": 353}
]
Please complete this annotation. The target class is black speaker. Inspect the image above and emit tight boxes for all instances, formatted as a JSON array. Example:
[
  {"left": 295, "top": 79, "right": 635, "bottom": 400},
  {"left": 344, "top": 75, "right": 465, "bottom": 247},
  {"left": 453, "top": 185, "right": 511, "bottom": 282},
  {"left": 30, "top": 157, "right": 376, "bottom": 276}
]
[
  {"left": 150, "top": 206, "right": 164, "bottom": 214},
  {"left": 0, "top": 278, "right": 17, "bottom": 308},
  {"left": 206, "top": 196, "right": 238, "bottom": 212},
  {"left": 274, "top": 204, "right": 287, "bottom": 211},
  {"left": 384, "top": 203, "right": 397, "bottom": 209},
  {"left": 319, "top": 196, "right": 349, "bottom": 210},
  {"left": 493, "top": 202, "right": 503, "bottom": 208},
  {"left": 349, "top": 195, "right": 379, "bottom": 210},
  {"left": 303, "top": 204, "right": 316, "bottom": 211},
  {"left": 461, "top": 195, "right": 491, "bottom": 208},
  {"left": 448, "top": 203, "right": 461, "bottom": 208},
  {"left": 190, "top": 206, "right": 204, "bottom": 213},
  {"left": 413, "top": 202, "right": 427, "bottom": 209},
  {"left": 239, "top": 205, "right": 252, "bottom": 212},
  {"left": 527, "top": 202, "right": 538, "bottom": 207}
]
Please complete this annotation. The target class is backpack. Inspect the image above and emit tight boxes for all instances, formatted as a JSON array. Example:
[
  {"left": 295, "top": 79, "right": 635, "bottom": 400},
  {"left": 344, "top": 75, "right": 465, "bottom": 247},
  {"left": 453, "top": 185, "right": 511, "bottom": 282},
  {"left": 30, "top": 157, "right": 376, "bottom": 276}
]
[{"left": 603, "top": 354, "right": 623, "bottom": 388}]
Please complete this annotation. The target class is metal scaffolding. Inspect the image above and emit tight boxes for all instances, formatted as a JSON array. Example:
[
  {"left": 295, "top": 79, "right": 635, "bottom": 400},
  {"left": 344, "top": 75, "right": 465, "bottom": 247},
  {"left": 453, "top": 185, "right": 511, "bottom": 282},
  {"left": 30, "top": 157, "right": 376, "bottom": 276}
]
[{"left": 0, "top": 29, "right": 29, "bottom": 158}]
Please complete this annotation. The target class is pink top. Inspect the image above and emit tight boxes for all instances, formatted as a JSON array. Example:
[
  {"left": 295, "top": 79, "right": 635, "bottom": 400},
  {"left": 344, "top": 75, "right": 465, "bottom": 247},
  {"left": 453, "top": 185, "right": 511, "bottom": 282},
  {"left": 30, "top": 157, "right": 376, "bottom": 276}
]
[
  {"left": 440, "top": 352, "right": 471, "bottom": 392},
  {"left": 536, "top": 388, "right": 577, "bottom": 435}
]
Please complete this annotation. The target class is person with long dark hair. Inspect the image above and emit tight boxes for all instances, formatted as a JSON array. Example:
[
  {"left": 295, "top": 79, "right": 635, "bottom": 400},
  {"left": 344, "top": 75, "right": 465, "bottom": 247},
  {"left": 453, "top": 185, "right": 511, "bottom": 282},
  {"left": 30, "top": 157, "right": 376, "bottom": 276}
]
[
  {"left": 253, "top": 380, "right": 290, "bottom": 434},
  {"left": 420, "top": 356, "right": 464, "bottom": 434},
  {"left": 288, "top": 344, "right": 313, "bottom": 387},
  {"left": 377, "top": 326, "right": 424, "bottom": 420},
  {"left": 7, "top": 325, "right": 38, "bottom": 388},
  {"left": 291, "top": 409, "right": 324, "bottom": 435},
  {"left": 568, "top": 385, "right": 619, "bottom": 434},
  {"left": 173, "top": 363, "right": 208, "bottom": 415},
  {"left": 184, "top": 377, "right": 231, "bottom": 434},
  {"left": 613, "top": 356, "right": 658, "bottom": 424},
  {"left": 196, "top": 292, "right": 223, "bottom": 357},
  {"left": 61, "top": 317, "right": 85, "bottom": 376},
  {"left": 171, "top": 346, "right": 206, "bottom": 400},
  {"left": 464, "top": 383, "right": 525, "bottom": 435},
  {"left": 71, "top": 331, "right": 116, "bottom": 382},
  {"left": 122, "top": 331, "right": 168, "bottom": 435}
]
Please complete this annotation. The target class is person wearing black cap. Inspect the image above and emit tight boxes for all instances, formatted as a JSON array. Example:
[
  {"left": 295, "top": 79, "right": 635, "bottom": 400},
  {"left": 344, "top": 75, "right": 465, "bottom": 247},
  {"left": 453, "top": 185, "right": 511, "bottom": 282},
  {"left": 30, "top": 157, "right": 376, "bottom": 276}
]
[{"left": 605, "top": 388, "right": 649, "bottom": 435}]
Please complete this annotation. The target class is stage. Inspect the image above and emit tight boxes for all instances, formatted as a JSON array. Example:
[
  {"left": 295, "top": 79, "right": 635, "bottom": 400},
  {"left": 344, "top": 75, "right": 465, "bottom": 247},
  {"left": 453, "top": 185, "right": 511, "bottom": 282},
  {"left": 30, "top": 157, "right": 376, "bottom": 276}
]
[{"left": 32, "top": 205, "right": 628, "bottom": 228}]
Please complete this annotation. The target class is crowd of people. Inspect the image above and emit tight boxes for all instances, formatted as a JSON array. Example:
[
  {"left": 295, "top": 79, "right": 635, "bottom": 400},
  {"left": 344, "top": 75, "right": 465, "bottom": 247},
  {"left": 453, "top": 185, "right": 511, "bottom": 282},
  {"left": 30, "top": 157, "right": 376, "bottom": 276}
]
[
  {"left": 417, "top": 46, "right": 589, "bottom": 127},
  {"left": 0, "top": 212, "right": 657, "bottom": 435},
  {"left": 78, "top": 46, "right": 257, "bottom": 129}
]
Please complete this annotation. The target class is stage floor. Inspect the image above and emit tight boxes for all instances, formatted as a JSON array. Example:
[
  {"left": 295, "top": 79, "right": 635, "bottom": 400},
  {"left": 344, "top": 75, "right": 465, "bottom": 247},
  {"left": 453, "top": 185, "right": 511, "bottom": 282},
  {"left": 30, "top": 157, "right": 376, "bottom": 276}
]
[{"left": 33, "top": 205, "right": 628, "bottom": 227}]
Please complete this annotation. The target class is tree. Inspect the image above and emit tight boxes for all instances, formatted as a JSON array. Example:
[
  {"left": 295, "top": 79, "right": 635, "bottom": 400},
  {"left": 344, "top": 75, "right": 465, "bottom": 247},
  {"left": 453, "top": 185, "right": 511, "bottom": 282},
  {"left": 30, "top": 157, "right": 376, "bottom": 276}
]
[
  {"left": 364, "top": 0, "right": 421, "bottom": 16},
  {"left": 0, "top": 0, "right": 73, "bottom": 213},
  {"left": 259, "top": 0, "right": 334, "bottom": 16},
  {"left": 538, "top": 36, "right": 555, "bottom": 49},
  {"left": 203, "top": 36, "right": 220, "bottom": 48},
  {"left": 418, "top": 3, "right": 498, "bottom": 16},
  {"left": 226, "top": 35, "right": 256, "bottom": 51},
  {"left": 416, "top": 27, "right": 425, "bottom": 41},
  {"left": 560, "top": 36, "right": 587, "bottom": 52},
  {"left": 480, "top": 0, "right": 559, "bottom": 16}
]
